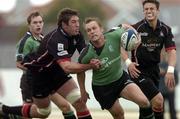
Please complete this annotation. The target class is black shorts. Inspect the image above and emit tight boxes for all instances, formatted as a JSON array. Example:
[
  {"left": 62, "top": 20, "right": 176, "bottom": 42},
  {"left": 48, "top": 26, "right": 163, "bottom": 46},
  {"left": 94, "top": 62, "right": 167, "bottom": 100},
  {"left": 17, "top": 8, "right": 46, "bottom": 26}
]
[
  {"left": 26, "top": 64, "right": 71, "bottom": 98},
  {"left": 132, "top": 66, "right": 160, "bottom": 100},
  {"left": 92, "top": 71, "right": 133, "bottom": 110},
  {"left": 20, "top": 73, "right": 33, "bottom": 103}
]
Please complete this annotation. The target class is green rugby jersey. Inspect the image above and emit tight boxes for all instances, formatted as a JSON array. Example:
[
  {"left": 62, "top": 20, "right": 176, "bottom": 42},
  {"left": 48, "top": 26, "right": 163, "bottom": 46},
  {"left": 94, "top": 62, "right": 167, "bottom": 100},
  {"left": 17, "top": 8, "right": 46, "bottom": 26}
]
[
  {"left": 79, "top": 27, "right": 125, "bottom": 86},
  {"left": 16, "top": 31, "right": 41, "bottom": 62}
]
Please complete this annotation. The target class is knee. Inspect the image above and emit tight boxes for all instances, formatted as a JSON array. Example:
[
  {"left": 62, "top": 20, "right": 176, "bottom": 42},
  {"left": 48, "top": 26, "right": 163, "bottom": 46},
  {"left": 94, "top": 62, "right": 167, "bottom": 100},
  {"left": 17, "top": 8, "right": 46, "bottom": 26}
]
[
  {"left": 139, "top": 98, "right": 150, "bottom": 108},
  {"left": 59, "top": 103, "right": 72, "bottom": 113},
  {"left": 112, "top": 110, "right": 124, "bottom": 119},
  {"left": 66, "top": 89, "right": 81, "bottom": 104},
  {"left": 151, "top": 93, "right": 164, "bottom": 112},
  {"left": 37, "top": 105, "right": 51, "bottom": 118}
]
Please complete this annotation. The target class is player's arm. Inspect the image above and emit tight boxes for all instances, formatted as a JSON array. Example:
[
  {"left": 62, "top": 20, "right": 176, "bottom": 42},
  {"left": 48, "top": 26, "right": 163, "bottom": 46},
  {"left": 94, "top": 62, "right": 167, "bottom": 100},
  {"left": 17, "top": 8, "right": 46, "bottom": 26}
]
[
  {"left": 16, "top": 61, "right": 27, "bottom": 70},
  {"left": 121, "top": 47, "right": 140, "bottom": 78},
  {"left": 57, "top": 59, "right": 100, "bottom": 74},
  {"left": 57, "top": 59, "right": 92, "bottom": 73},
  {"left": 77, "top": 71, "right": 89, "bottom": 103},
  {"left": 165, "top": 49, "right": 176, "bottom": 90}
]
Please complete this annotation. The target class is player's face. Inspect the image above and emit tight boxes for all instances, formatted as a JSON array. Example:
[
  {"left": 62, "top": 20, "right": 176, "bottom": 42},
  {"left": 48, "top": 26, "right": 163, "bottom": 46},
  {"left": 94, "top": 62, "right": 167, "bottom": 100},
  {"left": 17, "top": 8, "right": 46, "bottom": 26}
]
[
  {"left": 29, "top": 16, "right": 44, "bottom": 36},
  {"left": 65, "top": 15, "right": 80, "bottom": 36},
  {"left": 143, "top": 3, "right": 159, "bottom": 22},
  {"left": 85, "top": 21, "right": 103, "bottom": 42}
]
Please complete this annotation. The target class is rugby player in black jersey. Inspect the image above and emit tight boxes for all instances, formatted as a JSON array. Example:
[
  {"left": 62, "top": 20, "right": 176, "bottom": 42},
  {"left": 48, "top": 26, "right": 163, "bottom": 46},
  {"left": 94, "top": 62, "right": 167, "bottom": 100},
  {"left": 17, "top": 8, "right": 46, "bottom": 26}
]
[
  {"left": 0, "top": 8, "right": 100, "bottom": 119},
  {"left": 122, "top": 0, "right": 176, "bottom": 119}
]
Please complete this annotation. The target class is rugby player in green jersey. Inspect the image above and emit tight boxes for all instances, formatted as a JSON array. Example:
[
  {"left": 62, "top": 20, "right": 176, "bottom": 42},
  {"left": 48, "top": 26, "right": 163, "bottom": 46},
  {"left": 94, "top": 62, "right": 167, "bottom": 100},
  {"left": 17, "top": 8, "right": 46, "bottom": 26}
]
[{"left": 77, "top": 17, "right": 154, "bottom": 119}]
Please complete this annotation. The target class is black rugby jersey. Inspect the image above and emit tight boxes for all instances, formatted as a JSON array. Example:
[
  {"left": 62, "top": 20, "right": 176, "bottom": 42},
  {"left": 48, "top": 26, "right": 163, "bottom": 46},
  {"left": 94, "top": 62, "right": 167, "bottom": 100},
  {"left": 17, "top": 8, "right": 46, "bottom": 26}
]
[
  {"left": 23, "top": 27, "right": 86, "bottom": 71},
  {"left": 132, "top": 19, "right": 176, "bottom": 68}
]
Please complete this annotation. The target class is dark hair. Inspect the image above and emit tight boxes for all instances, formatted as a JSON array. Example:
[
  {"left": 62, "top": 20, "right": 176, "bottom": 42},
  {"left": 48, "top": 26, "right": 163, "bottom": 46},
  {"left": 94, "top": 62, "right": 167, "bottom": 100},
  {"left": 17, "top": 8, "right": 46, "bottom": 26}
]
[
  {"left": 57, "top": 8, "right": 79, "bottom": 27},
  {"left": 84, "top": 17, "right": 102, "bottom": 28},
  {"left": 27, "top": 11, "right": 42, "bottom": 24},
  {"left": 142, "top": 0, "right": 160, "bottom": 9}
]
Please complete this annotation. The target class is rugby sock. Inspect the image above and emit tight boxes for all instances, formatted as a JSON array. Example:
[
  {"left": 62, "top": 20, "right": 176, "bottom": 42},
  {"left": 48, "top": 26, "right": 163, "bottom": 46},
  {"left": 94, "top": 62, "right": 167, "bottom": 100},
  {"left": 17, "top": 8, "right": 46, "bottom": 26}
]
[
  {"left": 77, "top": 110, "right": 92, "bottom": 119},
  {"left": 8, "top": 114, "right": 22, "bottom": 119},
  {"left": 2, "top": 104, "right": 31, "bottom": 118},
  {"left": 154, "top": 111, "right": 163, "bottom": 119},
  {"left": 139, "top": 107, "right": 155, "bottom": 119},
  {"left": 153, "top": 107, "right": 163, "bottom": 119},
  {"left": 63, "top": 111, "right": 76, "bottom": 119},
  {"left": 2, "top": 105, "right": 23, "bottom": 116}
]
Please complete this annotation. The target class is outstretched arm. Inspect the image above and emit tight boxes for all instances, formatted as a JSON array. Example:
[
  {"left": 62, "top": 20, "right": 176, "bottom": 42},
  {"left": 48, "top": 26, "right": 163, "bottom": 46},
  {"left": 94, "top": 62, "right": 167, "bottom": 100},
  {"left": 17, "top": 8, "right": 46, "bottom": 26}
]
[{"left": 57, "top": 58, "right": 101, "bottom": 74}]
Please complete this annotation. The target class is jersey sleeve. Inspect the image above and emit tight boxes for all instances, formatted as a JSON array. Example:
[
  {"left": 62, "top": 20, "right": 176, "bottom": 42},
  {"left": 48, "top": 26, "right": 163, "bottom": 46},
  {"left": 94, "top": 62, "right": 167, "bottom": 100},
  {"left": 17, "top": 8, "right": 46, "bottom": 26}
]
[
  {"left": 16, "top": 38, "right": 33, "bottom": 62},
  {"left": 164, "top": 27, "right": 176, "bottom": 51}
]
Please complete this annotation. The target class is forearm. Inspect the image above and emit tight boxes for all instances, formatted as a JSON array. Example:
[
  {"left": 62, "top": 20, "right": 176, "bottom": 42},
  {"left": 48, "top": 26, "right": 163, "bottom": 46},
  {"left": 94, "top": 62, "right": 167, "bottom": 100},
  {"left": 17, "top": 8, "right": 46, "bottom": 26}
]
[
  {"left": 166, "top": 49, "right": 176, "bottom": 74},
  {"left": 121, "top": 47, "right": 132, "bottom": 67},
  {"left": 167, "top": 49, "right": 176, "bottom": 67},
  {"left": 16, "top": 62, "right": 27, "bottom": 70},
  {"left": 121, "top": 47, "right": 129, "bottom": 61},
  {"left": 58, "top": 61, "right": 92, "bottom": 73},
  {"left": 77, "top": 72, "right": 86, "bottom": 91}
]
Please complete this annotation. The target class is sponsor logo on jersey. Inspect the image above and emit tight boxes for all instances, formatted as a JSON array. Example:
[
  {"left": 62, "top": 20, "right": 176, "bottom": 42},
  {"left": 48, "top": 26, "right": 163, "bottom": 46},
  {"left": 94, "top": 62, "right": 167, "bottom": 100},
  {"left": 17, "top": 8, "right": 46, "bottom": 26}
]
[
  {"left": 140, "top": 32, "right": 148, "bottom": 36},
  {"left": 58, "top": 43, "right": 64, "bottom": 51},
  {"left": 109, "top": 45, "right": 114, "bottom": 52},
  {"left": 57, "top": 50, "right": 68, "bottom": 56}
]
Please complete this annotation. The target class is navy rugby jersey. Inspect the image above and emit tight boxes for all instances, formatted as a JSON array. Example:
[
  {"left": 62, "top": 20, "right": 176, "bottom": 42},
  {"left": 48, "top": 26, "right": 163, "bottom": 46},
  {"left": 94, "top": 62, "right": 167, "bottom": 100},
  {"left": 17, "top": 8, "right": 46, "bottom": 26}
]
[
  {"left": 132, "top": 19, "right": 176, "bottom": 68},
  {"left": 23, "top": 27, "right": 86, "bottom": 71}
]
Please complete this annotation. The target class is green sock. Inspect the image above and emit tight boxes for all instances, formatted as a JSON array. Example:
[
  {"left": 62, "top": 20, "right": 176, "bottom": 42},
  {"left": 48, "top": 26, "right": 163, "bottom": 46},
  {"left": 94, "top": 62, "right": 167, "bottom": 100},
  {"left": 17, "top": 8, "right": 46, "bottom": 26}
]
[{"left": 63, "top": 111, "right": 76, "bottom": 119}]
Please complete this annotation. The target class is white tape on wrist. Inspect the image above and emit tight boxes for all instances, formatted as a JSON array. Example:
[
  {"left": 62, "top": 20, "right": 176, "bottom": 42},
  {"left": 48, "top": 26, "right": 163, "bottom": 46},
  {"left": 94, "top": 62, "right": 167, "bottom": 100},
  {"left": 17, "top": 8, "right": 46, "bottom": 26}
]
[
  {"left": 167, "top": 66, "right": 174, "bottom": 73},
  {"left": 125, "top": 58, "right": 132, "bottom": 67}
]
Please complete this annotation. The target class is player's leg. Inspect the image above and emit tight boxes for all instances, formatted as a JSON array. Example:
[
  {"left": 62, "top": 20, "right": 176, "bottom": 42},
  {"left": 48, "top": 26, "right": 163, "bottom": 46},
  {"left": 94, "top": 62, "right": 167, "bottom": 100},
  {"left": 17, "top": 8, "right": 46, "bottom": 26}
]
[
  {"left": 121, "top": 71, "right": 155, "bottom": 119},
  {"left": 0, "top": 96, "right": 51, "bottom": 118},
  {"left": 150, "top": 93, "right": 164, "bottom": 119},
  {"left": 21, "top": 73, "right": 33, "bottom": 119},
  {"left": 134, "top": 76, "right": 163, "bottom": 119},
  {"left": 108, "top": 100, "right": 124, "bottom": 119},
  {"left": 56, "top": 78, "right": 92, "bottom": 119},
  {"left": 120, "top": 83, "right": 154, "bottom": 119},
  {"left": 50, "top": 93, "right": 76, "bottom": 119}
]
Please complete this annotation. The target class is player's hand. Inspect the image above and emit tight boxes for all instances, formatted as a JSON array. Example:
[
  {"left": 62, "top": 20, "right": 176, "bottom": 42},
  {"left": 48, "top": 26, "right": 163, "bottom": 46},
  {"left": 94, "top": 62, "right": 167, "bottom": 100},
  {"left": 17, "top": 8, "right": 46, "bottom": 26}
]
[
  {"left": 90, "top": 59, "right": 101, "bottom": 70},
  {"left": 80, "top": 90, "right": 90, "bottom": 104},
  {"left": 128, "top": 62, "right": 141, "bottom": 78},
  {"left": 165, "top": 72, "right": 175, "bottom": 91},
  {"left": 122, "top": 24, "right": 134, "bottom": 30}
]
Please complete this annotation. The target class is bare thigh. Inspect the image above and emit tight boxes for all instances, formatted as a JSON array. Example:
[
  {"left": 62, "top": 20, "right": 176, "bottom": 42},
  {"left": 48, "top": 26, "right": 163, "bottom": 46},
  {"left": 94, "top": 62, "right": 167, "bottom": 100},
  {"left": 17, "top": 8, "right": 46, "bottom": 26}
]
[
  {"left": 120, "top": 83, "right": 149, "bottom": 107},
  {"left": 56, "top": 78, "right": 78, "bottom": 98}
]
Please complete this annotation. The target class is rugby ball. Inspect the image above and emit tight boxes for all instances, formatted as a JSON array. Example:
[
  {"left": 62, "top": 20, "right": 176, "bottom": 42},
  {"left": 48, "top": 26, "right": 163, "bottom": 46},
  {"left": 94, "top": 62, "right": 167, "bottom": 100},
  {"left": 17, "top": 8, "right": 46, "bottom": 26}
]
[{"left": 121, "top": 29, "right": 140, "bottom": 51}]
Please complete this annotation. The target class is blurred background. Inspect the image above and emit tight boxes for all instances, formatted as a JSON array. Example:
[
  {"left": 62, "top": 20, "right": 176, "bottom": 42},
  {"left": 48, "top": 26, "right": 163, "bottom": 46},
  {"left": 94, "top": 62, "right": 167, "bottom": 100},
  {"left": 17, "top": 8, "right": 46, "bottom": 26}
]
[{"left": 0, "top": 0, "right": 179, "bottom": 118}]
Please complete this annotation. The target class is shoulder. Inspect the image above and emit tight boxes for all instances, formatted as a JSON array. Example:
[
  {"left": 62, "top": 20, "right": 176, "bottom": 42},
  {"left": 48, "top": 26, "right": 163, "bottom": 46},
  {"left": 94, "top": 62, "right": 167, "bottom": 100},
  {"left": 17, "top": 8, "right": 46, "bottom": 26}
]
[
  {"left": 132, "top": 19, "right": 145, "bottom": 30},
  {"left": 17, "top": 32, "right": 33, "bottom": 47},
  {"left": 159, "top": 21, "right": 172, "bottom": 33},
  {"left": 44, "top": 28, "right": 64, "bottom": 45}
]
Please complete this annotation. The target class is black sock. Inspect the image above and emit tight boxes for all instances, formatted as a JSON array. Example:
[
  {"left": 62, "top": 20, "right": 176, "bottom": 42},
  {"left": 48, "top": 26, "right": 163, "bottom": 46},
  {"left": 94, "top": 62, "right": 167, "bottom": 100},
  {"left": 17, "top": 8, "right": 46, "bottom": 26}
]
[
  {"left": 139, "top": 107, "right": 155, "bottom": 119},
  {"left": 63, "top": 111, "right": 76, "bottom": 119},
  {"left": 2, "top": 105, "right": 23, "bottom": 116},
  {"left": 154, "top": 111, "right": 163, "bottom": 119},
  {"left": 2, "top": 104, "right": 31, "bottom": 118}
]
